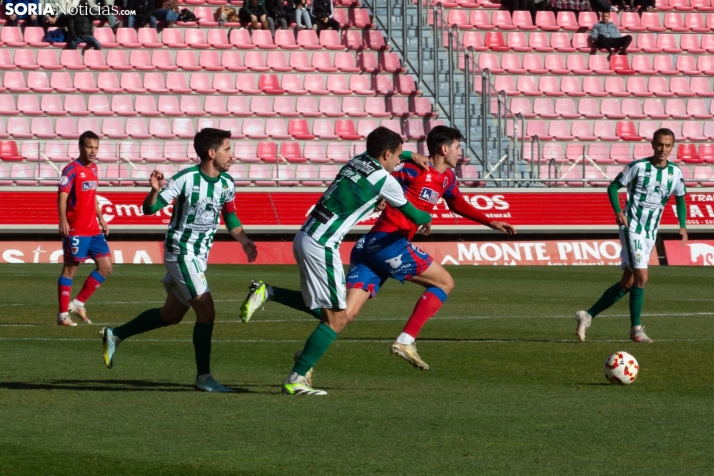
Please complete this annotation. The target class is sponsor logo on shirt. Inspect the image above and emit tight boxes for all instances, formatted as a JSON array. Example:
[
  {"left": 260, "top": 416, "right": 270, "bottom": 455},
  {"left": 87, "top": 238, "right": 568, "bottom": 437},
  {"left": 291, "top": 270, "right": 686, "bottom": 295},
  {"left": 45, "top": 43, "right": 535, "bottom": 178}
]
[
  {"left": 419, "top": 187, "right": 440, "bottom": 204},
  {"left": 384, "top": 255, "right": 403, "bottom": 269},
  {"left": 82, "top": 181, "right": 97, "bottom": 191}
]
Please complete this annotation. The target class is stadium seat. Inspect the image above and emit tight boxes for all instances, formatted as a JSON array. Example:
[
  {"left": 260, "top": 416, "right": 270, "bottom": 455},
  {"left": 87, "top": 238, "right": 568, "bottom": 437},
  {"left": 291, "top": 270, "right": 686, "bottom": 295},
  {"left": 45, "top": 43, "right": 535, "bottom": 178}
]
[
  {"left": 699, "top": 143, "right": 714, "bottom": 163},
  {"left": 688, "top": 98, "right": 713, "bottom": 118},
  {"left": 176, "top": 51, "right": 201, "bottom": 71},
  {"left": 77, "top": 118, "right": 101, "bottom": 138},
  {"left": 244, "top": 51, "right": 268, "bottom": 72},
  {"left": 97, "top": 72, "right": 122, "bottom": 93},
  {"left": 594, "top": 121, "right": 618, "bottom": 140},
  {"left": 485, "top": 32, "right": 510, "bottom": 52},
  {"left": 690, "top": 77, "right": 714, "bottom": 96},
  {"left": 678, "top": 143, "right": 701, "bottom": 163},
  {"left": 320, "top": 30, "right": 344, "bottom": 50},
  {"left": 107, "top": 50, "right": 132, "bottom": 71},
  {"left": 199, "top": 50, "right": 225, "bottom": 72},
  {"left": 535, "top": 11, "right": 559, "bottom": 31},
  {"left": 17, "top": 95, "right": 42, "bottom": 116},
  {"left": 616, "top": 121, "right": 642, "bottom": 141},
  {"left": 582, "top": 77, "right": 606, "bottom": 97},
  {"left": 115, "top": 28, "right": 138, "bottom": 48},
  {"left": 589, "top": 143, "right": 616, "bottom": 164},
  {"left": 259, "top": 74, "right": 285, "bottom": 94},
  {"left": 101, "top": 117, "right": 128, "bottom": 139},
  {"left": 683, "top": 122, "right": 707, "bottom": 141},
  {"left": 220, "top": 51, "right": 246, "bottom": 72},
  {"left": 601, "top": 98, "right": 625, "bottom": 119},
  {"left": 642, "top": 12, "right": 666, "bottom": 31},
  {"left": 151, "top": 50, "right": 177, "bottom": 71},
  {"left": 26, "top": 26, "right": 50, "bottom": 48},
  {"left": 267, "top": 118, "right": 291, "bottom": 140},
  {"left": 121, "top": 72, "right": 146, "bottom": 93},
  {"left": 575, "top": 98, "right": 601, "bottom": 118},
  {"left": 605, "top": 76, "right": 630, "bottom": 97},
  {"left": 138, "top": 28, "right": 161, "bottom": 48},
  {"left": 342, "top": 97, "right": 367, "bottom": 117},
  {"left": 273, "top": 96, "right": 300, "bottom": 117},
  {"left": 610, "top": 55, "right": 635, "bottom": 75},
  {"left": 528, "top": 32, "right": 554, "bottom": 52},
  {"left": 126, "top": 118, "right": 151, "bottom": 139},
  {"left": 638, "top": 121, "right": 660, "bottom": 140},
  {"left": 216, "top": 118, "right": 244, "bottom": 139},
  {"left": 165, "top": 72, "right": 190, "bottom": 94},
  {"left": 449, "top": 9, "right": 473, "bottom": 29},
  {"left": 149, "top": 118, "right": 176, "bottom": 139},
  {"left": 517, "top": 76, "right": 540, "bottom": 96},
  {"left": 249, "top": 96, "right": 274, "bottom": 117},
  {"left": 506, "top": 31, "right": 531, "bottom": 52},
  {"left": 621, "top": 12, "right": 645, "bottom": 32},
  {"left": 671, "top": 77, "right": 695, "bottom": 97},
  {"left": 545, "top": 55, "right": 569, "bottom": 74},
  {"left": 280, "top": 74, "right": 306, "bottom": 96},
  {"left": 619, "top": 98, "right": 645, "bottom": 119},
  {"left": 550, "top": 32, "right": 575, "bottom": 53},
  {"left": 27, "top": 72, "right": 52, "bottom": 93},
  {"left": 55, "top": 117, "right": 80, "bottom": 139},
  {"left": 549, "top": 121, "right": 574, "bottom": 140},
  {"left": 204, "top": 96, "right": 229, "bottom": 117},
  {"left": 190, "top": 73, "right": 216, "bottom": 94},
  {"left": 666, "top": 98, "right": 690, "bottom": 118},
  {"left": 632, "top": 55, "right": 656, "bottom": 75},
  {"left": 664, "top": 12, "right": 689, "bottom": 31},
  {"left": 289, "top": 52, "right": 314, "bottom": 73},
  {"left": 226, "top": 96, "right": 251, "bottom": 116}
]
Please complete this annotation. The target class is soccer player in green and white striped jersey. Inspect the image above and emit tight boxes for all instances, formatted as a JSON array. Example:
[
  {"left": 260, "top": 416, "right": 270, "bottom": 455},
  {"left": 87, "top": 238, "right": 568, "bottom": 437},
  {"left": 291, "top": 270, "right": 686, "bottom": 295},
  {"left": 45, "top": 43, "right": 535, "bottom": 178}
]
[
  {"left": 576, "top": 128, "right": 688, "bottom": 344},
  {"left": 100, "top": 129, "right": 258, "bottom": 392},
  {"left": 246, "top": 127, "right": 432, "bottom": 395}
]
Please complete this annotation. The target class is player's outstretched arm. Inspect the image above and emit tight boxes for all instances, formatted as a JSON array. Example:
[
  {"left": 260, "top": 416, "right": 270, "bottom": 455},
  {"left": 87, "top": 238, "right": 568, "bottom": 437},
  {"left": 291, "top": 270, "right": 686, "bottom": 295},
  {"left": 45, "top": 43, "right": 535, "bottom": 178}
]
[
  {"left": 445, "top": 195, "right": 516, "bottom": 234},
  {"left": 142, "top": 171, "right": 168, "bottom": 215},
  {"left": 399, "top": 151, "right": 430, "bottom": 171}
]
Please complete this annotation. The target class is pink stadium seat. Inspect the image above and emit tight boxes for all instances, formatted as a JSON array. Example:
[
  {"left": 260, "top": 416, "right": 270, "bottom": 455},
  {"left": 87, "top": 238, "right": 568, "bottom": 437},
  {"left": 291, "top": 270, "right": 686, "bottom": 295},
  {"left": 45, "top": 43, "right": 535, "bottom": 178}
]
[
  {"left": 350, "top": 8, "right": 373, "bottom": 28},
  {"left": 2, "top": 27, "right": 26, "bottom": 47},
  {"left": 72, "top": 72, "right": 98, "bottom": 93},
  {"left": 517, "top": 76, "right": 540, "bottom": 96},
  {"left": 656, "top": 34, "right": 681, "bottom": 54},
  {"left": 594, "top": 121, "right": 618, "bottom": 140},
  {"left": 536, "top": 11, "right": 559, "bottom": 31},
  {"left": 621, "top": 12, "right": 645, "bottom": 32},
  {"left": 647, "top": 77, "right": 673, "bottom": 97},
  {"left": 666, "top": 98, "right": 690, "bottom": 118},
  {"left": 228, "top": 29, "right": 253, "bottom": 49},
  {"left": 511, "top": 97, "right": 535, "bottom": 118},
  {"left": 166, "top": 73, "right": 191, "bottom": 94},
  {"left": 120, "top": 72, "right": 145, "bottom": 93},
  {"left": 87, "top": 95, "right": 112, "bottom": 116},
  {"left": 575, "top": 98, "right": 600, "bottom": 118},
  {"left": 242, "top": 119, "right": 267, "bottom": 139},
  {"left": 676, "top": 55, "right": 700, "bottom": 75},
  {"left": 545, "top": 55, "right": 569, "bottom": 74},
  {"left": 204, "top": 96, "right": 229, "bottom": 117},
  {"left": 27, "top": 72, "right": 51, "bottom": 93},
  {"left": 100, "top": 117, "right": 127, "bottom": 139},
  {"left": 296, "top": 30, "right": 320, "bottom": 50},
  {"left": 250, "top": 96, "right": 275, "bottom": 117},
  {"left": 688, "top": 98, "right": 713, "bottom": 118},
  {"left": 637, "top": 33, "right": 660, "bottom": 53},
  {"left": 323, "top": 30, "right": 346, "bottom": 50},
  {"left": 506, "top": 31, "right": 531, "bottom": 52},
  {"left": 281, "top": 74, "right": 306, "bottom": 95},
  {"left": 15, "top": 50, "right": 41, "bottom": 70},
  {"left": 115, "top": 28, "right": 138, "bottom": 48},
  {"left": 252, "top": 30, "right": 277, "bottom": 49},
  {"left": 686, "top": 12, "right": 709, "bottom": 32},
  {"left": 605, "top": 76, "right": 629, "bottom": 97},
  {"left": 190, "top": 73, "right": 216, "bottom": 94},
  {"left": 557, "top": 11, "right": 579, "bottom": 31},
  {"left": 571, "top": 33, "right": 593, "bottom": 53},
  {"left": 600, "top": 98, "right": 625, "bottom": 119},
  {"left": 129, "top": 50, "right": 154, "bottom": 71},
  {"left": 327, "top": 142, "right": 351, "bottom": 163},
  {"left": 549, "top": 121, "right": 574, "bottom": 140},
  {"left": 296, "top": 97, "right": 321, "bottom": 117},
  {"left": 199, "top": 51, "right": 224, "bottom": 72},
  {"left": 541, "top": 143, "right": 566, "bottom": 163},
  {"left": 195, "top": 7, "right": 218, "bottom": 26},
  {"left": 480, "top": 53, "right": 504, "bottom": 73},
  {"left": 589, "top": 55, "right": 613, "bottom": 75},
  {"left": 642, "top": 12, "right": 666, "bottom": 31},
  {"left": 289, "top": 119, "right": 316, "bottom": 140},
  {"left": 280, "top": 142, "right": 306, "bottom": 164},
  {"left": 523, "top": 54, "right": 546, "bottom": 74},
  {"left": 107, "top": 50, "right": 132, "bottom": 71},
  {"left": 267, "top": 51, "right": 291, "bottom": 72},
  {"left": 664, "top": 12, "right": 689, "bottom": 31},
  {"left": 206, "top": 29, "right": 231, "bottom": 49},
  {"left": 157, "top": 96, "right": 182, "bottom": 117},
  {"left": 365, "top": 97, "right": 391, "bottom": 117},
  {"left": 699, "top": 143, "right": 714, "bottom": 163},
  {"left": 470, "top": 10, "right": 493, "bottom": 29},
  {"left": 678, "top": 143, "right": 700, "bottom": 163},
  {"left": 526, "top": 120, "right": 552, "bottom": 140},
  {"left": 0, "top": 95, "right": 19, "bottom": 115},
  {"left": 691, "top": 77, "right": 714, "bottom": 96},
  {"left": 152, "top": 50, "right": 177, "bottom": 71},
  {"left": 97, "top": 72, "right": 123, "bottom": 93},
  {"left": 221, "top": 51, "right": 246, "bottom": 72},
  {"left": 529, "top": 32, "right": 554, "bottom": 52},
  {"left": 463, "top": 31, "right": 488, "bottom": 52},
  {"left": 138, "top": 28, "right": 161, "bottom": 48},
  {"left": 671, "top": 77, "right": 695, "bottom": 96},
  {"left": 493, "top": 75, "right": 518, "bottom": 95},
  {"left": 289, "top": 52, "right": 314, "bottom": 73},
  {"left": 343, "top": 97, "right": 367, "bottom": 117},
  {"left": 41, "top": 95, "right": 66, "bottom": 116},
  {"left": 683, "top": 122, "right": 707, "bottom": 141},
  {"left": 551, "top": 32, "right": 575, "bottom": 52},
  {"left": 31, "top": 117, "right": 57, "bottom": 138},
  {"left": 319, "top": 164, "right": 341, "bottom": 182},
  {"left": 374, "top": 75, "right": 396, "bottom": 95},
  {"left": 211, "top": 73, "right": 236, "bottom": 95},
  {"left": 381, "top": 53, "right": 405, "bottom": 73},
  {"left": 265, "top": 119, "right": 290, "bottom": 140},
  {"left": 176, "top": 51, "right": 201, "bottom": 71},
  {"left": 7, "top": 118, "right": 33, "bottom": 138},
  {"left": 326, "top": 75, "right": 351, "bottom": 95},
  {"left": 112, "top": 96, "right": 137, "bottom": 117},
  {"left": 620, "top": 98, "right": 645, "bottom": 119},
  {"left": 540, "top": 76, "right": 564, "bottom": 97},
  {"left": 311, "top": 52, "right": 336, "bottom": 72},
  {"left": 383, "top": 119, "right": 406, "bottom": 138},
  {"left": 358, "top": 119, "right": 378, "bottom": 138},
  {"left": 582, "top": 77, "right": 606, "bottom": 97},
  {"left": 335, "top": 119, "right": 362, "bottom": 140},
  {"left": 26, "top": 26, "right": 50, "bottom": 47},
  {"left": 501, "top": 54, "right": 525, "bottom": 74},
  {"left": 661, "top": 120, "right": 684, "bottom": 139},
  {"left": 632, "top": 55, "right": 656, "bottom": 75},
  {"left": 485, "top": 32, "right": 510, "bottom": 51},
  {"left": 172, "top": 119, "right": 195, "bottom": 140},
  {"left": 149, "top": 118, "right": 176, "bottom": 139},
  {"left": 125, "top": 118, "right": 151, "bottom": 139},
  {"left": 162, "top": 29, "right": 186, "bottom": 48},
  {"left": 55, "top": 117, "right": 79, "bottom": 138},
  {"left": 244, "top": 51, "right": 269, "bottom": 72},
  {"left": 586, "top": 143, "right": 611, "bottom": 163},
  {"left": 609, "top": 144, "right": 632, "bottom": 165},
  {"left": 610, "top": 55, "right": 635, "bottom": 75},
  {"left": 226, "top": 96, "right": 251, "bottom": 116},
  {"left": 449, "top": 10, "right": 473, "bottom": 29},
  {"left": 274, "top": 96, "right": 299, "bottom": 117},
  {"left": 18, "top": 95, "right": 42, "bottom": 116},
  {"left": 653, "top": 55, "right": 677, "bottom": 75},
  {"left": 692, "top": 0, "right": 714, "bottom": 10}
]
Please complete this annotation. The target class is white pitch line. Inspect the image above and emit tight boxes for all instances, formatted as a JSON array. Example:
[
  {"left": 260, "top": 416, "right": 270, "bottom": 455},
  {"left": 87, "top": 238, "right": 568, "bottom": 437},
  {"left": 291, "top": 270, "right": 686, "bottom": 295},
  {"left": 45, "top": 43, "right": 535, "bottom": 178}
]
[
  {"left": 1, "top": 337, "right": 714, "bottom": 344},
  {"left": 2, "top": 312, "right": 714, "bottom": 328}
]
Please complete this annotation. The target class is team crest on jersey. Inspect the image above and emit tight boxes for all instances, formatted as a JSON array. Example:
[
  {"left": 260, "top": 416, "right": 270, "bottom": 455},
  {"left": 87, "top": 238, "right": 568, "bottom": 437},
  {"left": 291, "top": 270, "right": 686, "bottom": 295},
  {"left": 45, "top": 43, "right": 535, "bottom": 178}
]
[
  {"left": 188, "top": 197, "right": 221, "bottom": 227},
  {"left": 59, "top": 176, "right": 70, "bottom": 187},
  {"left": 161, "top": 178, "right": 173, "bottom": 191},
  {"left": 419, "top": 187, "right": 440, "bottom": 204}
]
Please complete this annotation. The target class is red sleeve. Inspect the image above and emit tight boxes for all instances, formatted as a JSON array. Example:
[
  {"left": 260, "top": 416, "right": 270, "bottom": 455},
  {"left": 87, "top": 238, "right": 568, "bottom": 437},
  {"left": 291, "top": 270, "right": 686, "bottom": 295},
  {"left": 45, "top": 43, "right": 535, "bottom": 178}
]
[
  {"left": 221, "top": 199, "right": 236, "bottom": 214},
  {"left": 445, "top": 194, "right": 491, "bottom": 226}
]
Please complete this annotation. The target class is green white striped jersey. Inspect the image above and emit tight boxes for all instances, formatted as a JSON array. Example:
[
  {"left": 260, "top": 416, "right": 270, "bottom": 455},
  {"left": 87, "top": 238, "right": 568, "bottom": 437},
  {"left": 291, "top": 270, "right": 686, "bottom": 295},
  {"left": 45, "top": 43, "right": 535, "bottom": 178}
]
[
  {"left": 158, "top": 165, "right": 235, "bottom": 259},
  {"left": 302, "top": 152, "right": 408, "bottom": 248},
  {"left": 616, "top": 158, "right": 686, "bottom": 239}
]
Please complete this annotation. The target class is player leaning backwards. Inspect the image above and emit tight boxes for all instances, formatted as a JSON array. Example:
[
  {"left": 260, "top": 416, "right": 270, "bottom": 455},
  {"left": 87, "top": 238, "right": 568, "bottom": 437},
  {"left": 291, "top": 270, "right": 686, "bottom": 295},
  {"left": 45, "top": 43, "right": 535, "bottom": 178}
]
[
  {"left": 576, "top": 128, "right": 688, "bottom": 343},
  {"left": 57, "top": 131, "right": 112, "bottom": 327},
  {"left": 244, "top": 127, "right": 433, "bottom": 395},
  {"left": 344, "top": 126, "right": 516, "bottom": 370},
  {"left": 101, "top": 128, "right": 258, "bottom": 392}
]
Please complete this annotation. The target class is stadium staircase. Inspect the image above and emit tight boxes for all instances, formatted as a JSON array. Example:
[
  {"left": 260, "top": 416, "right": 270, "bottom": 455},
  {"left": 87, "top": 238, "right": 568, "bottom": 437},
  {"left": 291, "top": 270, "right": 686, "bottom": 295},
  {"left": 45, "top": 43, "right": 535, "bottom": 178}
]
[{"left": 1, "top": 0, "right": 714, "bottom": 188}]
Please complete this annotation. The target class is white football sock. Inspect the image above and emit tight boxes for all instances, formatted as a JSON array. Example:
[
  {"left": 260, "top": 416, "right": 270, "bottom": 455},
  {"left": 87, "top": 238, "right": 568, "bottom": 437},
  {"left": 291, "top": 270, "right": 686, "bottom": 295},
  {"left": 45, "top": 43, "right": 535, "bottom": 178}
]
[
  {"left": 72, "top": 299, "right": 85, "bottom": 307},
  {"left": 397, "top": 332, "right": 415, "bottom": 345}
]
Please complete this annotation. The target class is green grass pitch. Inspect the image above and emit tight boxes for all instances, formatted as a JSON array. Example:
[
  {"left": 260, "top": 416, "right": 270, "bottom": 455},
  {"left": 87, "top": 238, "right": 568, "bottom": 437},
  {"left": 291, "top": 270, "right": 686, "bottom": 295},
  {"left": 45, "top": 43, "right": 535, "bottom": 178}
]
[{"left": 0, "top": 264, "right": 713, "bottom": 475}]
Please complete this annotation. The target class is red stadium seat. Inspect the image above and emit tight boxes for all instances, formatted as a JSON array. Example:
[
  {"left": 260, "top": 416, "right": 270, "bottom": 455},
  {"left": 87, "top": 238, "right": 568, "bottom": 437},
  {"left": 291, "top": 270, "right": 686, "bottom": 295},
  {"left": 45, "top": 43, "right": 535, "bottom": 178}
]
[{"left": 289, "top": 118, "right": 316, "bottom": 140}]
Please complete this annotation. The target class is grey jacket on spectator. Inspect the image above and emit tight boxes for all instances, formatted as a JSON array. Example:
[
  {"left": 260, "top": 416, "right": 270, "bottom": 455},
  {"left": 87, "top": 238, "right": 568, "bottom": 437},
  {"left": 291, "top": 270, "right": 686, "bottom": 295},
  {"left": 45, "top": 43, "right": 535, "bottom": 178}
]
[{"left": 590, "top": 21, "right": 621, "bottom": 40}]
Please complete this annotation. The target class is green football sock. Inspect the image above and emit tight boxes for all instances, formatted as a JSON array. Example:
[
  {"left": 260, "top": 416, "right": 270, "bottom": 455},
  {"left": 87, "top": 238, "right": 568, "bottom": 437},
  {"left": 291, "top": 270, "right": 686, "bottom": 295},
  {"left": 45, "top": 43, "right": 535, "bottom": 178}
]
[
  {"left": 193, "top": 322, "right": 213, "bottom": 377},
  {"left": 629, "top": 286, "right": 644, "bottom": 328},
  {"left": 272, "top": 287, "right": 322, "bottom": 320},
  {"left": 291, "top": 322, "right": 337, "bottom": 376},
  {"left": 113, "top": 308, "right": 166, "bottom": 341},
  {"left": 587, "top": 283, "right": 629, "bottom": 318}
]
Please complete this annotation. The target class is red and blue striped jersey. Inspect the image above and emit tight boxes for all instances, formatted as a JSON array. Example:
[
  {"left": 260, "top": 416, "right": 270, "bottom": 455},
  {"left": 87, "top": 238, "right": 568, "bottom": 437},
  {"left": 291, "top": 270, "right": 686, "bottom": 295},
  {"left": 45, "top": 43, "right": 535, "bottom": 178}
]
[
  {"left": 59, "top": 160, "right": 100, "bottom": 236},
  {"left": 371, "top": 162, "right": 461, "bottom": 240}
]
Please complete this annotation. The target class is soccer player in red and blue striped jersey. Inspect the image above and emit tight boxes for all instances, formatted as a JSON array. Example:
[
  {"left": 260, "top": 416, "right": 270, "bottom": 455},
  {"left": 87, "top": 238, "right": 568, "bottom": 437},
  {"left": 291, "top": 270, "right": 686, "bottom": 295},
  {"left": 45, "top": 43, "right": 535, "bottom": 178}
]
[
  {"left": 57, "top": 131, "right": 112, "bottom": 327},
  {"left": 346, "top": 126, "right": 517, "bottom": 369}
]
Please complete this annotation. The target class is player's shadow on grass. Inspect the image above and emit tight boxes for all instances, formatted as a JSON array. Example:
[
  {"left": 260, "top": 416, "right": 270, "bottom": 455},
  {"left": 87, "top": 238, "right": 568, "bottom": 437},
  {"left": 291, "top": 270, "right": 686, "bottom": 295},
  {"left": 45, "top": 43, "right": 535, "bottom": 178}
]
[
  {"left": 0, "top": 379, "right": 260, "bottom": 394},
  {"left": 345, "top": 337, "right": 580, "bottom": 344}
]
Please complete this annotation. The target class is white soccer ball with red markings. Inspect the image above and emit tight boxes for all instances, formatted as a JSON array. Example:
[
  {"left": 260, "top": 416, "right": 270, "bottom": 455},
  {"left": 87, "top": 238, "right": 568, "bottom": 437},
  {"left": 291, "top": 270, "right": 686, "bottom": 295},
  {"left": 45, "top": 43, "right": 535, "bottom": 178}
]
[{"left": 604, "top": 351, "right": 639, "bottom": 385}]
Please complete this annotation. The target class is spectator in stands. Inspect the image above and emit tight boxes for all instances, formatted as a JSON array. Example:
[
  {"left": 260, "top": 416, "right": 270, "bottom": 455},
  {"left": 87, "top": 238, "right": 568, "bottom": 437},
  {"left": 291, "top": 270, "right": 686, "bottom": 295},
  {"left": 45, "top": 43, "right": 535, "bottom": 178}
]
[
  {"left": 93, "top": 0, "right": 122, "bottom": 32},
  {"left": 266, "top": 0, "right": 288, "bottom": 34},
  {"left": 501, "top": 0, "right": 536, "bottom": 23},
  {"left": 6, "top": 0, "right": 41, "bottom": 27},
  {"left": 153, "top": 0, "right": 179, "bottom": 28},
  {"left": 549, "top": 0, "right": 591, "bottom": 13},
  {"left": 310, "top": 0, "right": 339, "bottom": 32},
  {"left": 634, "top": 0, "right": 655, "bottom": 11},
  {"left": 287, "top": 0, "right": 312, "bottom": 30},
  {"left": 66, "top": 0, "right": 101, "bottom": 49},
  {"left": 244, "top": 0, "right": 270, "bottom": 30},
  {"left": 591, "top": 11, "right": 632, "bottom": 60},
  {"left": 39, "top": 0, "right": 66, "bottom": 31},
  {"left": 215, "top": 4, "right": 240, "bottom": 26},
  {"left": 127, "top": 0, "right": 157, "bottom": 28}
]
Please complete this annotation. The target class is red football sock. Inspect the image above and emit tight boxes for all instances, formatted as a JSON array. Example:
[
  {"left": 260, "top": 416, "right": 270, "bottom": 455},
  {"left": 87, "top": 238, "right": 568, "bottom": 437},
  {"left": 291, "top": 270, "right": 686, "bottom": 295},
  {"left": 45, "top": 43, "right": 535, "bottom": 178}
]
[
  {"left": 402, "top": 290, "right": 445, "bottom": 339},
  {"left": 58, "top": 276, "right": 72, "bottom": 313},
  {"left": 76, "top": 272, "right": 104, "bottom": 304}
]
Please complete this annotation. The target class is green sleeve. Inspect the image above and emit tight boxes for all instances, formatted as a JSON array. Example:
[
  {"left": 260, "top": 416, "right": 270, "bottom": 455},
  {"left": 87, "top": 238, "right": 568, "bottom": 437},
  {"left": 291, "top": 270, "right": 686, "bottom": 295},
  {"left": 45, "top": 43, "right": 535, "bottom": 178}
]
[
  {"left": 397, "top": 202, "right": 432, "bottom": 225},
  {"left": 223, "top": 211, "right": 242, "bottom": 231},
  {"left": 399, "top": 151, "right": 413, "bottom": 162},
  {"left": 142, "top": 196, "right": 168, "bottom": 215},
  {"left": 675, "top": 195, "right": 687, "bottom": 228},
  {"left": 607, "top": 181, "right": 623, "bottom": 214}
]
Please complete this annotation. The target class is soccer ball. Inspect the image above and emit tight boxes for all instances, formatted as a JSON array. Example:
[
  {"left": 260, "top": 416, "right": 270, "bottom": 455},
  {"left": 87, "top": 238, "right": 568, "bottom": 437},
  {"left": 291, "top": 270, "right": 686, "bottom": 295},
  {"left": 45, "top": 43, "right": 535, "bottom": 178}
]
[{"left": 604, "top": 351, "right": 639, "bottom": 385}]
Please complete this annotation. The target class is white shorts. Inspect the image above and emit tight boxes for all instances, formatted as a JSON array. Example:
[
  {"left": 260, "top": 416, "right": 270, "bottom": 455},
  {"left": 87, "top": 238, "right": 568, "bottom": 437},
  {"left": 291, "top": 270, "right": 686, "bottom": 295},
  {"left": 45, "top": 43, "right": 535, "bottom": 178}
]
[
  {"left": 293, "top": 231, "right": 346, "bottom": 310},
  {"left": 161, "top": 253, "right": 210, "bottom": 307},
  {"left": 619, "top": 228, "right": 656, "bottom": 270}
]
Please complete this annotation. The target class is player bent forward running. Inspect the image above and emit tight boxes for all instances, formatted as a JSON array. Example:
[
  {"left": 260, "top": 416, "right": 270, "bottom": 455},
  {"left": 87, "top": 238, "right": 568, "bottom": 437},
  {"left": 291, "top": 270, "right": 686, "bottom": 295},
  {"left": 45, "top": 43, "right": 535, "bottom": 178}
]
[
  {"left": 575, "top": 128, "right": 688, "bottom": 344},
  {"left": 243, "top": 127, "right": 433, "bottom": 395},
  {"left": 345, "top": 126, "right": 516, "bottom": 370},
  {"left": 101, "top": 128, "right": 258, "bottom": 392},
  {"left": 57, "top": 131, "right": 112, "bottom": 327}
]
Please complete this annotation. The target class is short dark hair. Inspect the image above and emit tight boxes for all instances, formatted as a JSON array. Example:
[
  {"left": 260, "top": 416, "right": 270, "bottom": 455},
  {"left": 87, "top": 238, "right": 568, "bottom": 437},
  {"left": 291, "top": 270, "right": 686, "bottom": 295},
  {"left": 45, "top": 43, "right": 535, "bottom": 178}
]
[
  {"left": 426, "top": 126, "right": 465, "bottom": 156},
  {"left": 78, "top": 130, "right": 99, "bottom": 148},
  {"left": 366, "top": 127, "right": 403, "bottom": 159},
  {"left": 653, "top": 128, "right": 675, "bottom": 143},
  {"left": 194, "top": 128, "right": 232, "bottom": 161}
]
